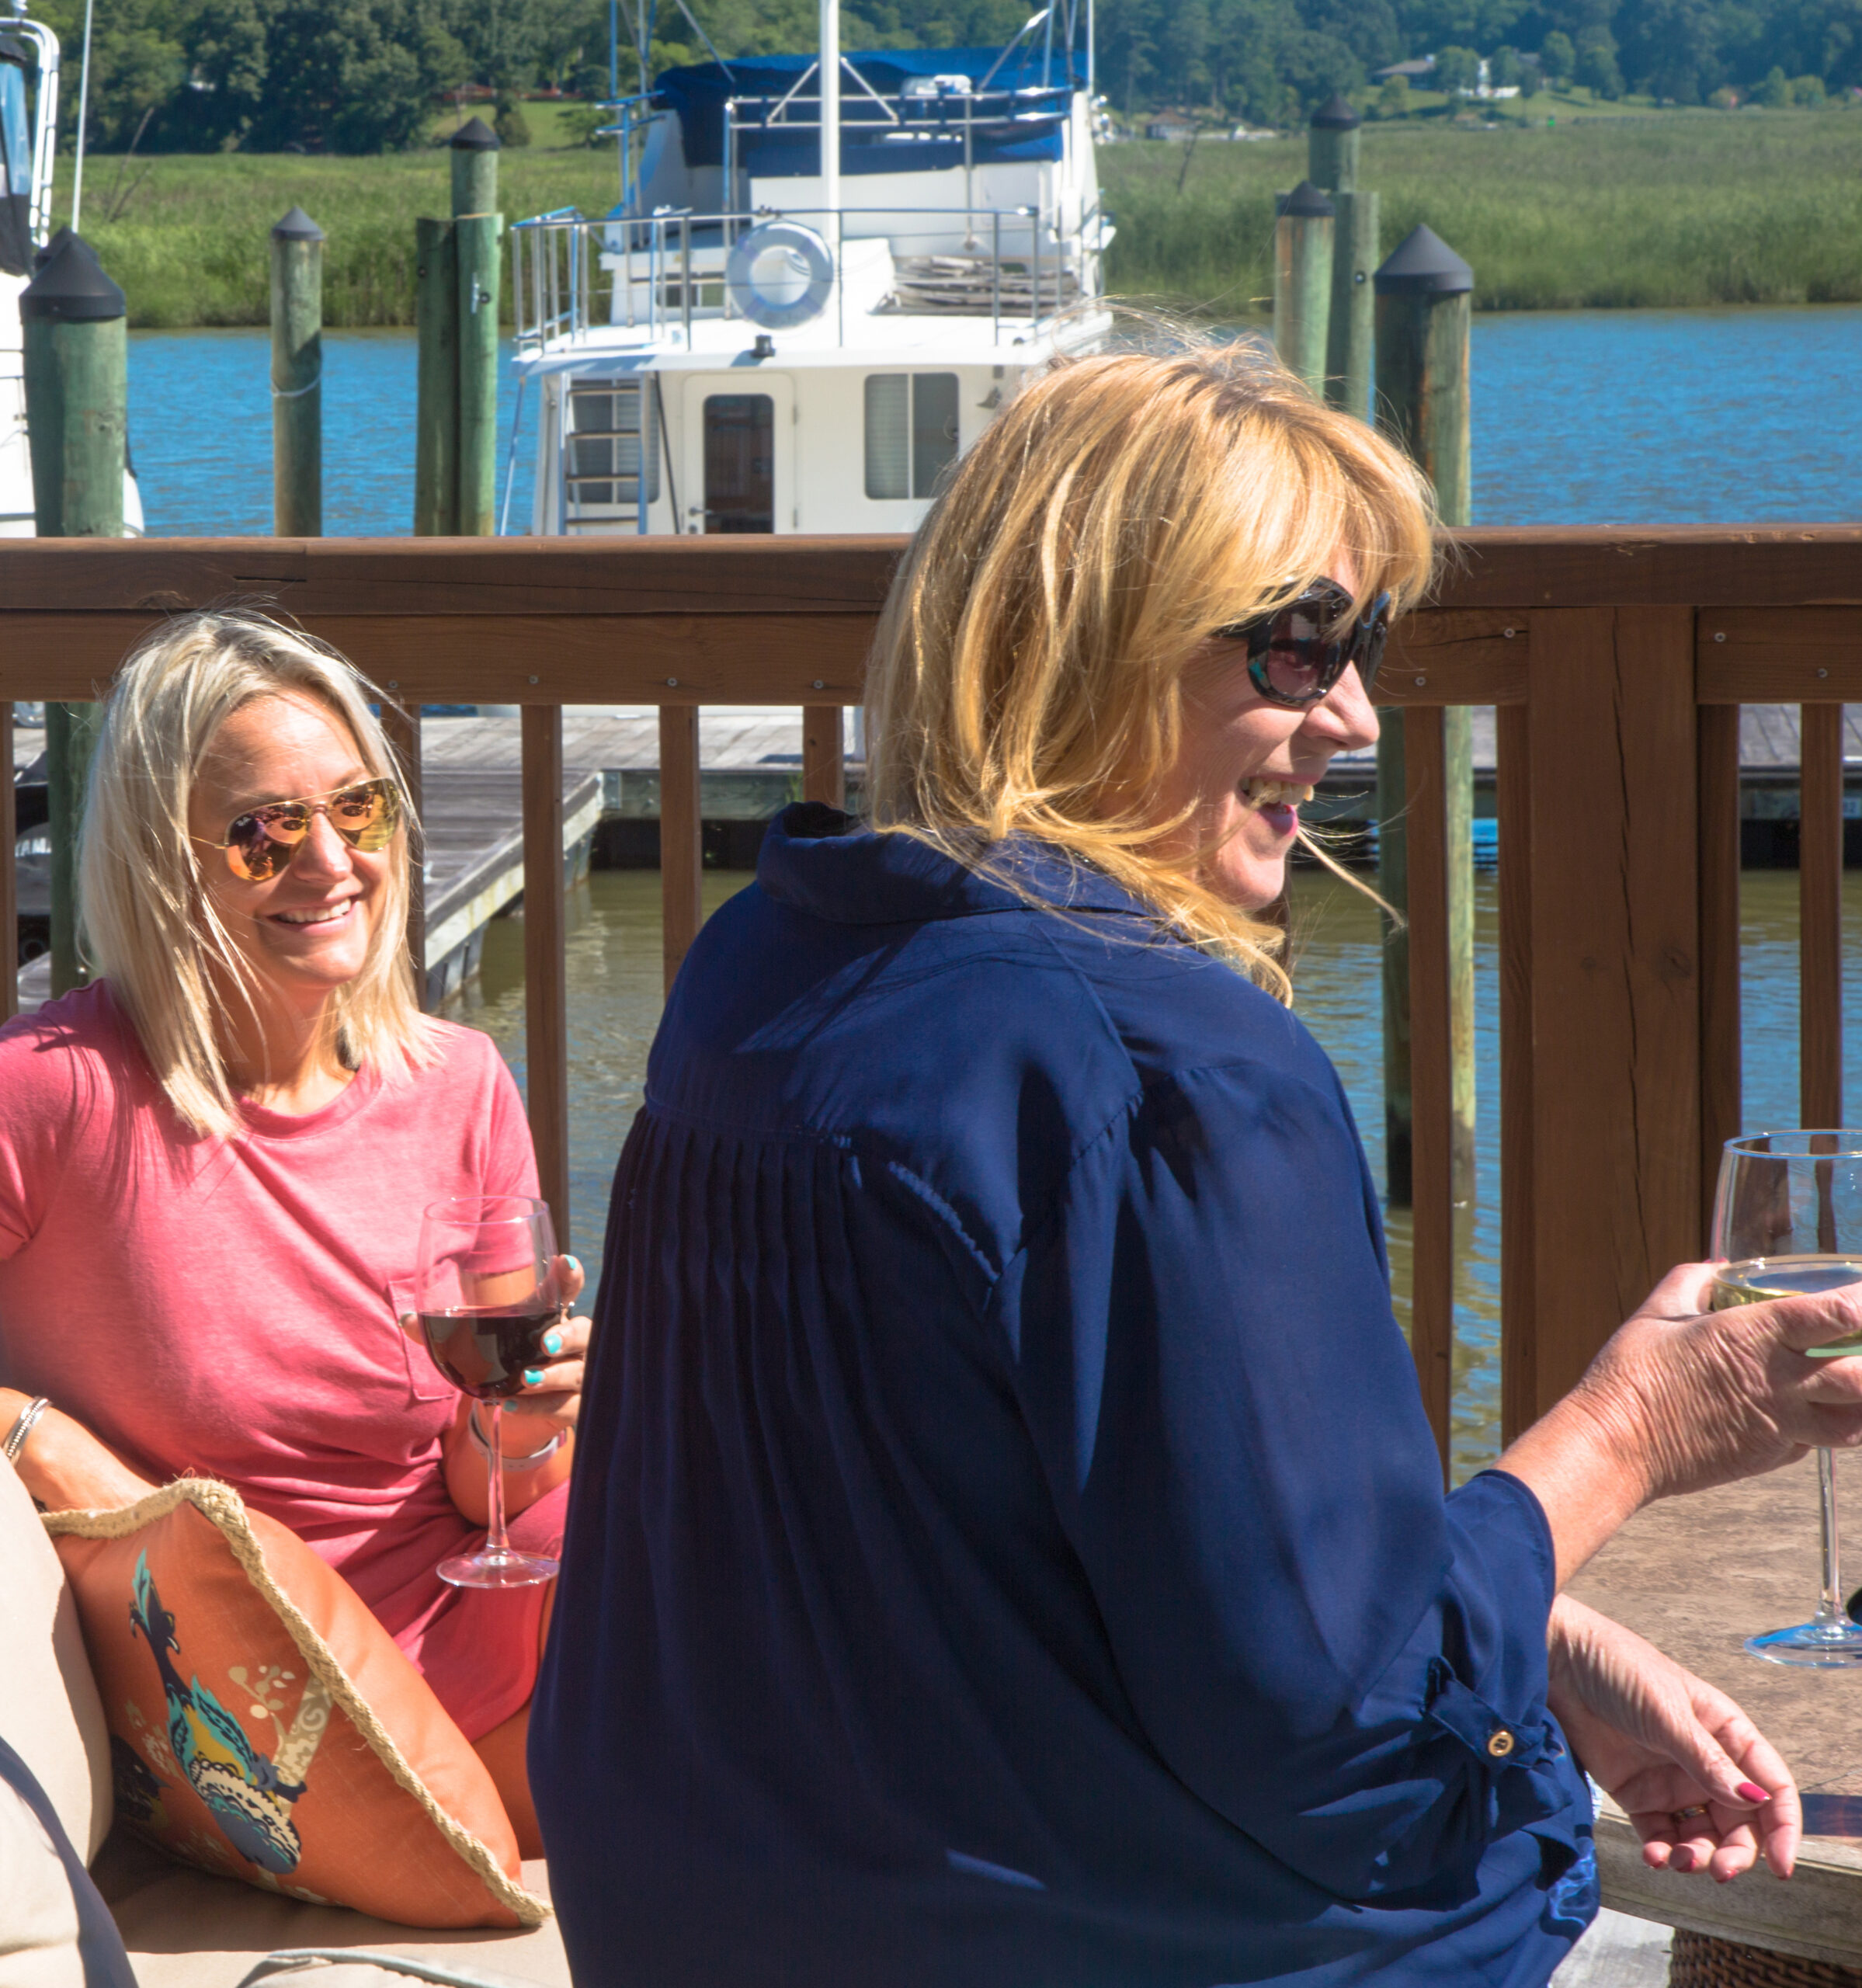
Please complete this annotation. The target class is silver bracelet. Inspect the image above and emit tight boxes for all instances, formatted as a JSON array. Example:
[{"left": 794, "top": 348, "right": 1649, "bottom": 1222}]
[
  {"left": 3, "top": 1396, "right": 50, "bottom": 1466},
  {"left": 467, "top": 1403, "right": 565, "bottom": 1470}
]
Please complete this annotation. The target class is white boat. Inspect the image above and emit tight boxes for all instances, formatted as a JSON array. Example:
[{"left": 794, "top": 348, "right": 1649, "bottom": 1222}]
[
  {"left": 508, "top": 2, "right": 1110, "bottom": 537},
  {"left": 0, "top": 0, "right": 143, "bottom": 537}
]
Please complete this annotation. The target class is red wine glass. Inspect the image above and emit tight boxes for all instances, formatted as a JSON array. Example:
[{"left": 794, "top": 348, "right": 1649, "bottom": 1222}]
[{"left": 415, "top": 1194, "right": 565, "bottom": 1590}]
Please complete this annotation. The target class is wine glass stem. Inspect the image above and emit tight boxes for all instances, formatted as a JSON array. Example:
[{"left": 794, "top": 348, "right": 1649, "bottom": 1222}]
[
  {"left": 485, "top": 1400, "right": 512, "bottom": 1559},
  {"left": 1817, "top": 1445, "right": 1849, "bottom": 1627}
]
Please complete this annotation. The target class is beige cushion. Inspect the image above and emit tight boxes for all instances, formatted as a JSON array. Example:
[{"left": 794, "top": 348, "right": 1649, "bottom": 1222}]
[
  {"left": 96, "top": 1830, "right": 571, "bottom": 1988},
  {"left": 0, "top": 1456, "right": 112, "bottom": 1863},
  {"left": 0, "top": 1781, "right": 84, "bottom": 1988}
]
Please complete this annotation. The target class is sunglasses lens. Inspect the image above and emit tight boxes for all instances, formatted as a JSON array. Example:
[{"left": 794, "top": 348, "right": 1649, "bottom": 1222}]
[
  {"left": 330, "top": 781, "right": 398, "bottom": 851},
  {"left": 225, "top": 805, "right": 309, "bottom": 881}
]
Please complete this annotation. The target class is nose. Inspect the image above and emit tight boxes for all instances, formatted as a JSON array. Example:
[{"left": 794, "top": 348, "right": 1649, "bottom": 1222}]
[
  {"left": 290, "top": 805, "right": 356, "bottom": 884},
  {"left": 1302, "top": 663, "right": 1380, "bottom": 756}
]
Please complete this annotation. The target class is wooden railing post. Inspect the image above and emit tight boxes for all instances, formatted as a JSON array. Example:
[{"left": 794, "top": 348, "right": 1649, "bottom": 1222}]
[
  {"left": 802, "top": 704, "right": 845, "bottom": 808},
  {"left": 380, "top": 699, "right": 426, "bottom": 1008},
  {"left": 1697, "top": 700, "right": 1742, "bottom": 1233},
  {"left": 1509, "top": 607, "right": 1703, "bottom": 1421},
  {"left": 1, "top": 702, "right": 14, "bottom": 1025},
  {"left": 659, "top": 704, "right": 703, "bottom": 994},
  {"left": 1800, "top": 702, "right": 1844, "bottom": 1128},
  {"left": 523, "top": 704, "right": 570, "bottom": 1236}
]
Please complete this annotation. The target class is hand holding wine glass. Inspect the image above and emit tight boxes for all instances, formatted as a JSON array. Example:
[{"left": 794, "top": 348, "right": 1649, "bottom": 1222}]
[{"left": 415, "top": 1194, "right": 573, "bottom": 1590}]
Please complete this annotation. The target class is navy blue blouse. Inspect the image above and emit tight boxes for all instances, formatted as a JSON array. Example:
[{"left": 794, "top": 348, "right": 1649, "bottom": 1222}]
[{"left": 533, "top": 806, "right": 1596, "bottom": 1987}]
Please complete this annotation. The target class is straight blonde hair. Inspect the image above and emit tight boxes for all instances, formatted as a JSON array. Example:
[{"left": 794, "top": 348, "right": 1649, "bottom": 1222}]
[
  {"left": 80, "top": 609, "right": 434, "bottom": 1138},
  {"left": 865, "top": 336, "right": 1438, "bottom": 999}
]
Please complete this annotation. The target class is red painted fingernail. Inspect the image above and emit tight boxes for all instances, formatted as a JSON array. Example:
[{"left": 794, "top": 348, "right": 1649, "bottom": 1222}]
[
  {"left": 1739, "top": 1782, "right": 1770, "bottom": 1803},
  {"left": 1672, "top": 1848, "right": 1695, "bottom": 1872}
]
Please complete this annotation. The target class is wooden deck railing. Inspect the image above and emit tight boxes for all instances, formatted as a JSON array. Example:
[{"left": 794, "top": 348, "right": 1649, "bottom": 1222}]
[{"left": 4, "top": 528, "right": 1860, "bottom": 1451}]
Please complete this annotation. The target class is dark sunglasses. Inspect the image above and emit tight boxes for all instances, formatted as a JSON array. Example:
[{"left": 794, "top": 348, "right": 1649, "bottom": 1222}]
[
  {"left": 194, "top": 777, "right": 403, "bottom": 882},
  {"left": 1214, "top": 580, "right": 1392, "bottom": 708}
]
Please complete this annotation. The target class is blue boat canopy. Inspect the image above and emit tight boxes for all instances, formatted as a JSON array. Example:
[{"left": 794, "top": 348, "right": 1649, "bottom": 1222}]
[{"left": 655, "top": 48, "right": 1073, "bottom": 176}]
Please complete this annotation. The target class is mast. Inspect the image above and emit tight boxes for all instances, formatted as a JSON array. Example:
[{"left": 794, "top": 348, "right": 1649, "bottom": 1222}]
[{"left": 819, "top": 0, "right": 839, "bottom": 216}]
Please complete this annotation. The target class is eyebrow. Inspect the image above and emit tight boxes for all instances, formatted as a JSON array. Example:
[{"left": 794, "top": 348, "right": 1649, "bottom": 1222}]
[{"left": 226, "top": 769, "right": 375, "bottom": 816}]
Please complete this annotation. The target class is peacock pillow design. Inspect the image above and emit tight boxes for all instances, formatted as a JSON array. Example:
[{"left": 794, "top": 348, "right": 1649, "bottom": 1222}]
[{"left": 45, "top": 1479, "right": 547, "bottom": 1929}]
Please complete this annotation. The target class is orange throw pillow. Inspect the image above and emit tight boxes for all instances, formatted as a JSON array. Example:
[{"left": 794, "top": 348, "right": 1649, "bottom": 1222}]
[{"left": 45, "top": 1479, "right": 549, "bottom": 1931}]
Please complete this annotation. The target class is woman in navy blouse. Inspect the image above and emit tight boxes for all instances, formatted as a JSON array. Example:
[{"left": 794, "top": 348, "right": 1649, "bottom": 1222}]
[{"left": 534, "top": 345, "right": 1862, "bottom": 1986}]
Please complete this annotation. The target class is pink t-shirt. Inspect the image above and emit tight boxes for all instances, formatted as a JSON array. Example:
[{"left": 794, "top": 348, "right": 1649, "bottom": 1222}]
[{"left": 0, "top": 983, "right": 566, "bottom": 1741}]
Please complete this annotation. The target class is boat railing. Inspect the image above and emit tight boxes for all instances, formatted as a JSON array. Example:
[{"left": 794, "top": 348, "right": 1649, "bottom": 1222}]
[
  {"left": 511, "top": 200, "right": 1102, "bottom": 353},
  {"left": 4, "top": 527, "right": 1852, "bottom": 1472}
]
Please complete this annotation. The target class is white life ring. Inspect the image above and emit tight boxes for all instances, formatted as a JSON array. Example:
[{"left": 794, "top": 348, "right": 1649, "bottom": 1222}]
[{"left": 725, "top": 219, "right": 835, "bottom": 331}]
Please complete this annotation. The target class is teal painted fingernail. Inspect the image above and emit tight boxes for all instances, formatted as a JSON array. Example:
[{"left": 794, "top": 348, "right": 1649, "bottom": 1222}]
[
  {"left": 565, "top": 1255, "right": 582, "bottom": 1275},
  {"left": 543, "top": 1329, "right": 564, "bottom": 1356},
  {"left": 523, "top": 1368, "right": 544, "bottom": 1388}
]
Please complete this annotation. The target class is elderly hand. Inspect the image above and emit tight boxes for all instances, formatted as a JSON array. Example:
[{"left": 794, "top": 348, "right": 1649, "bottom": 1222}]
[
  {"left": 1500, "top": 1262, "right": 1862, "bottom": 1587},
  {"left": 1548, "top": 1596, "right": 1798, "bottom": 1882}
]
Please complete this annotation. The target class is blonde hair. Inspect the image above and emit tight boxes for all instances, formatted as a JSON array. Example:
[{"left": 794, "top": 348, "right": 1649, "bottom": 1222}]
[
  {"left": 864, "top": 336, "right": 1437, "bottom": 999},
  {"left": 79, "top": 608, "right": 435, "bottom": 1138}
]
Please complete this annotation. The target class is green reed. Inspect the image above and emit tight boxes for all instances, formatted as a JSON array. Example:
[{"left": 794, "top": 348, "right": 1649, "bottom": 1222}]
[{"left": 1098, "top": 113, "right": 1862, "bottom": 315}]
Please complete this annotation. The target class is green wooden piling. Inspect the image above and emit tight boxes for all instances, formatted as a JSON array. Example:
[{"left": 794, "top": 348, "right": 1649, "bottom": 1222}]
[
  {"left": 269, "top": 206, "right": 324, "bottom": 537},
  {"left": 1374, "top": 223, "right": 1476, "bottom": 1205},
  {"left": 21, "top": 231, "right": 126, "bottom": 997},
  {"left": 1325, "top": 190, "right": 1378, "bottom": 421},
  {"left": 1308, "top": 91, "right": 1360, "bottom": 193},
  {"left": 1273, "top": 181, "right": 1334, "bottom": 398},
  {"left": 453, "top": 117, "right": 501, "bottom": 538},
  {"left": 413, "top": 216, "right": 459, "bottom": 536}
]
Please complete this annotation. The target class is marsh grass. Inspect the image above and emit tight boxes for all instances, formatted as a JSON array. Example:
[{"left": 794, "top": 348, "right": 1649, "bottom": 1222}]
[
  {"left": 1099, "top": 113, "right": 1862, "bottom": 315},
  {"left": 50, "top": 110, "right": 1862, "bottom": 326},
  {"left": 57, "top": 149, "right": 621, "bottom": 328}
]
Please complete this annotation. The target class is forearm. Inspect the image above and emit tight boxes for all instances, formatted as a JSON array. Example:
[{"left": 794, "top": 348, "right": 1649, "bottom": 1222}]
[
  {"left": 0, "top": 1388, "right": 158, "bottom": 1512},
  {"left": 1492, "top": 1382, "right": 1655, "bottom": 1590},
  {"left": 441, "top": 1399, "right": 573, "bottom": 1524}
]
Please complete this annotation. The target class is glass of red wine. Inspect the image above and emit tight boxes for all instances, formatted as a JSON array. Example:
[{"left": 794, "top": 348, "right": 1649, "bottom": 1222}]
[{"left": 415, "top": 1194, "right": 566, "bottom": 1590}]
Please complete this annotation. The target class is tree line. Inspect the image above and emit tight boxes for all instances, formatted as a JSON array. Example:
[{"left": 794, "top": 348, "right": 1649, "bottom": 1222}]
[{"left": 33, "top": 0, "right": 1860, "bottom": 155}]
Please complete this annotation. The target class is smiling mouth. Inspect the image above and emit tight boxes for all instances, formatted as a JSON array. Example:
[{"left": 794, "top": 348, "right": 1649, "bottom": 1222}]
[
  {"left": 1242, "top": 779, "right": 1316, "bottom": 809},
  {"left": 271, "top": 901, "right": 356, "bottom": 927}
]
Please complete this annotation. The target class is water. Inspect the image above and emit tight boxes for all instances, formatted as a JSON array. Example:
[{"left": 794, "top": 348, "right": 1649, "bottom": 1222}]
[
  {"left": 120, "top": 306, "right": 1862, "bottom": 1472},
  {"left": 126, "top": 305, "right": 1862, "bottom": 534}
]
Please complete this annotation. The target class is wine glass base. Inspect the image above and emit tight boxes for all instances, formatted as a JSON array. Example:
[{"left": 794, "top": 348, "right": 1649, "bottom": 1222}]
[
  {"left": 1744, "top": 1621, "right": 1862, "bottom": 1667},
  {"left": 439, "top": 1549, "right": 559, "bottom": 1590}
]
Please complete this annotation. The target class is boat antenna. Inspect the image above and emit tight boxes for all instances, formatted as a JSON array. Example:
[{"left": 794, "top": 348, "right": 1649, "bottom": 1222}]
[
  {"left": 68, "top": 0, "right": 91, "bottom": 228},
  {"left": 819, "top": 0, "right": 837, "bottom": 216},
  {"left": 977, "top": 7, "right": 1050, "bottom": 95},
  {"left": 669, "top": 0, "right": 732, "bottom": 79}
]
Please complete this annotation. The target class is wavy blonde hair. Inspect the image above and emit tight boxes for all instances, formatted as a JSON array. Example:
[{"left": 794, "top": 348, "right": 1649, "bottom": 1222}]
[
  {"left": 79, "top": 608, "right": 434, "bottom": 1138},
  {"left": 864, "top": 336, "right": 1437, "bottom": 999}
]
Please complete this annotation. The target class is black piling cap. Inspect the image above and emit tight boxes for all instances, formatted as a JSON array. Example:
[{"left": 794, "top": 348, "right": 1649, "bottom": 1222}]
[
  {"left": 20, "top": 229, "right": 125, "bottom": 322},
  {"left": 1374, "top": 223, "right": 1473, "bottom": 295},
  {"left": 272, "top": 204, "right": 325, "bottom": 242},
  {"left": 450, "top": 115, "right": 500, "bottom": 151},
  {"left": 32, "top": 222, "right": 78, "bottom": 270},
  {"left": 1277, "top": 179, "right": 1336, "bottom": 220},
  {"left": 1311, "top": 92, "right": 1362, "bottom": 130}
]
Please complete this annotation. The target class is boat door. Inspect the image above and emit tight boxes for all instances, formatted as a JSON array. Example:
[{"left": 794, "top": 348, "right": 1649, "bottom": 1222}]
[{"left": 682, "top": 373, "right": 794, "bottom": 533}]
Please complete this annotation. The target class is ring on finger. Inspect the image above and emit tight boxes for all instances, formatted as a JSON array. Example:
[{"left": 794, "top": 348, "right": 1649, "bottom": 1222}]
[{"left": 1673, "top": 1804, "right": 1710, "bottom": 1822}]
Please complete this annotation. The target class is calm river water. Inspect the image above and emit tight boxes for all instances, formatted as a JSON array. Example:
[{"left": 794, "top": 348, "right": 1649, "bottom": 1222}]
[{"left": 123, "top": 307, "right": 1862, "bottom": 1478}]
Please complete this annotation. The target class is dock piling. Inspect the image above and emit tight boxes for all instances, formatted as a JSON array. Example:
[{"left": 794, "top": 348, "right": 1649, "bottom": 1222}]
[
  {"left": 1308, "top": 97, "right": 1376, "bottom": 422},
  {"left": 453, "top": 118, "right": 502, "bottom": 539},
  {"left": 1272, "top": 181, "right": 1334, "bottom": 397},
  {"left": 269, "top": 206, "right": 324, "bottom": 537},
  {"left": 414, "top": 217, "right": 460, "bottom": 536},
  {"left": 1374, "top": 224, "right": 1476, "bottom": 1206},
  {"left": 1308, "top": 91, "right": 1360, "bottom": 193},
  {"left": 21, "top": 231, "right": 126, "bottom": 997}
]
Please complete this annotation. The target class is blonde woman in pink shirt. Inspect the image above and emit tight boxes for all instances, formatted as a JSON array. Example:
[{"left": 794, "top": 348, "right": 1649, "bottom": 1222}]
[{"left": 0, "top": 610, "right": 589, "bottom": 1852}]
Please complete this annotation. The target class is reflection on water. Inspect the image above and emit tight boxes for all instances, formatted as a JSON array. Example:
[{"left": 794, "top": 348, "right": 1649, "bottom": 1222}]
[{"left": 453, "top": 862, "right": 1853, "bottom": 1484}]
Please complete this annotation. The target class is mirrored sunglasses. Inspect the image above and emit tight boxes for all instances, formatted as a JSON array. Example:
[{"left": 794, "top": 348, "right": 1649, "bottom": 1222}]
[{"left": 196, "top": 777, "right": 403, "bottom": 882}]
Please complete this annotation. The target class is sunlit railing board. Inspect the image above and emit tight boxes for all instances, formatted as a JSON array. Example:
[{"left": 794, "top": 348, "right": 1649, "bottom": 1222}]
[{"left": 5, "top": 530, "right": 1861, "bottom": 1444}]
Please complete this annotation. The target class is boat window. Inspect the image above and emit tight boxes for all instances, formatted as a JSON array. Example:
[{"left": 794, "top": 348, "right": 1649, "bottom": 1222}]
[
  {"left": 565, "top": 380, "right": 659, "bottom": 520},
  {"left": 0, "top": 59, "right": 27, "bottom": 200},
  {"left": 701, "top": 393, "right": 775, "bottom": 533},
  {"left": 864, "top": 374, "right": 959, "bottom": 501}
]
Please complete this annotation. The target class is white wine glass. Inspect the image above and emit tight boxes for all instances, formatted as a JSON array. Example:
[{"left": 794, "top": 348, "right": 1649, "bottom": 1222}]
[
  {"left": 414, "top": 1194, "right": 565, "bottom": 1590},
  {"left": 1712, "top": 1131, "right": 1862, "bottom": 1666}
]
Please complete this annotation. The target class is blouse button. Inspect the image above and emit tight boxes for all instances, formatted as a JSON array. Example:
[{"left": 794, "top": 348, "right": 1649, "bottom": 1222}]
[{"left": 1487, "top": 1729, "right": 1516, "bottom": 1758}]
